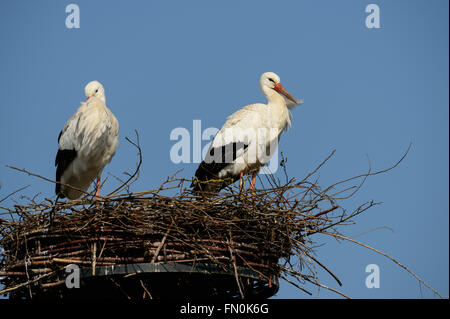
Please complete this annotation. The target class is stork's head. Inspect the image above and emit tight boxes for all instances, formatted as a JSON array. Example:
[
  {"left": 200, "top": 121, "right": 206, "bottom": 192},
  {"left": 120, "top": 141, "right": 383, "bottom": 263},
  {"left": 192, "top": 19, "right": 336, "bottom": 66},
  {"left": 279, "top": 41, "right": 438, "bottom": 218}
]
[
  {"left": 85, "top": 81, "right": 106, "bottom": 103},
  {"left": 260, "top": 72, "right": 298, "bottom": 105}
]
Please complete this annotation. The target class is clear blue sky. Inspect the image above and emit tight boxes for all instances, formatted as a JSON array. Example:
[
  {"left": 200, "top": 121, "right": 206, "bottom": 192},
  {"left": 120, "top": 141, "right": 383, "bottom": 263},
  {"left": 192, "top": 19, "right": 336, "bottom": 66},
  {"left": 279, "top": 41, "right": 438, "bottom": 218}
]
[{"left": 0, "top": 1, "right": 448, "bottom": 298}]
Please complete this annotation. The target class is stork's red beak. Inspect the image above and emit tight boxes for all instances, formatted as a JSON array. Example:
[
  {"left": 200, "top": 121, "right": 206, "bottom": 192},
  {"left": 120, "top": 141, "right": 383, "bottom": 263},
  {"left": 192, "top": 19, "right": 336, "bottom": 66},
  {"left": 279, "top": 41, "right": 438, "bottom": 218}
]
[{"left": 274, "top": 83, "right": 297, "bottom": 104}]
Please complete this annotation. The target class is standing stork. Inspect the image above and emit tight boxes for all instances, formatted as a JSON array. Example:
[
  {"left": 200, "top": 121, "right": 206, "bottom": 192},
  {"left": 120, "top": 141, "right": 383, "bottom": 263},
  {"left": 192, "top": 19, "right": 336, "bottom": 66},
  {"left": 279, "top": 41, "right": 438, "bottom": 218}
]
[
  {"left": 192, "top": 72, "right": 302, "bottom": 196},
  {"left": 55, "top": 81, "right": 119, "bottom": 200}
]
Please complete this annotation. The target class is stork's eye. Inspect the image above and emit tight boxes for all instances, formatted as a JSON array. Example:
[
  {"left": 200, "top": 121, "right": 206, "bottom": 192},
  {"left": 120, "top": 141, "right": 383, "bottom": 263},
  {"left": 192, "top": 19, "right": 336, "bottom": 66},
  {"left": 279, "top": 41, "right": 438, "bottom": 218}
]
[
  {"left": 95, "top": 89, "right": 99, "bottom": 93},
  {"left": 268, "top": 78, "right": 275, "bottom": 83}
]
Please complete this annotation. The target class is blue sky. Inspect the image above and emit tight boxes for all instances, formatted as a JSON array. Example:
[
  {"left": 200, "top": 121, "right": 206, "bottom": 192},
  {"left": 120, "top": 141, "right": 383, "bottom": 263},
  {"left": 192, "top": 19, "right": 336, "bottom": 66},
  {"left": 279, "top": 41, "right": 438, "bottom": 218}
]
[{"left": 0, "top": 1, "right": 448, "bottom": 298}]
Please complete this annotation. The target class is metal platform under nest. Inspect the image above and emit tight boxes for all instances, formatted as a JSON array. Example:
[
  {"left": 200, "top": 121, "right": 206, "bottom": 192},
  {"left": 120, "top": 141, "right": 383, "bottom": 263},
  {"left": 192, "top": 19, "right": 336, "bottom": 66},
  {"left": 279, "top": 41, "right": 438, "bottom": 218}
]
[{"left": 8, "top": 262, "right": 279, "bottom": 300}]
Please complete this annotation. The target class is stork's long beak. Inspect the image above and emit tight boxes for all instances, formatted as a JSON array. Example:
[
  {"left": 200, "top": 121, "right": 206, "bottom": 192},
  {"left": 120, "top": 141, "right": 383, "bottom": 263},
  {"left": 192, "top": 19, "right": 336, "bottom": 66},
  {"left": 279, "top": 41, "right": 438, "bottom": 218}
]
[{"left": 274, "top": 83, "right": 298, "bottom": 104}]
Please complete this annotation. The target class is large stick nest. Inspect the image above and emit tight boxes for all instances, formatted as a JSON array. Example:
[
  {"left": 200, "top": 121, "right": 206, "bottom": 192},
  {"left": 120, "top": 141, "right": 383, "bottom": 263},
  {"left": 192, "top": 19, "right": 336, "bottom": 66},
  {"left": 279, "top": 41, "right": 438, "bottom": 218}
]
[{"left": 1, "top": 138, "right": 436, "bottom": 299}]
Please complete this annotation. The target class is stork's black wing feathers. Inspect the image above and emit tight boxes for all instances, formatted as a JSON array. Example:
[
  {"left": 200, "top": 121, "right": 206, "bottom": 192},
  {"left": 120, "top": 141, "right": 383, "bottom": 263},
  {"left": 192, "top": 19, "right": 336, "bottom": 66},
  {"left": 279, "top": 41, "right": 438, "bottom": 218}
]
[
  {"left": 55, "top": 149, "right": 77, "bottom": 197},
  {"left": 192, "top": 142, "right": 248, "bottom": 193},
  {"left": 55, "top": 129, "right": 77, "bottom": 197}
]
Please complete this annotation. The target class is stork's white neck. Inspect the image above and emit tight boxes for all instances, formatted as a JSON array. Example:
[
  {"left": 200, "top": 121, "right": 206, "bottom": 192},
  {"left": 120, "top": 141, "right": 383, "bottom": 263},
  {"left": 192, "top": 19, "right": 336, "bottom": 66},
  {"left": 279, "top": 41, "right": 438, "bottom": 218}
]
[
  {"left": 262, "top": 86, "right": 287, "bottom": 108},
  {"left": 261, "top": 85, "right": 291, "bottom": 131},
  {"left": 89, "top": 96, "right": 106, "bottom": 104}
]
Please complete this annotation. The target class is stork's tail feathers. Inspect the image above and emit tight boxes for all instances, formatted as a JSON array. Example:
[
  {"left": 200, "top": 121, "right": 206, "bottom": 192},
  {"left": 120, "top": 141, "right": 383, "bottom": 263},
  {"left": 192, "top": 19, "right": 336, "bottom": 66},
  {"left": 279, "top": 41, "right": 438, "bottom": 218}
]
[{"left": 54, "top": 149, "right": 77, "bottom": 198}]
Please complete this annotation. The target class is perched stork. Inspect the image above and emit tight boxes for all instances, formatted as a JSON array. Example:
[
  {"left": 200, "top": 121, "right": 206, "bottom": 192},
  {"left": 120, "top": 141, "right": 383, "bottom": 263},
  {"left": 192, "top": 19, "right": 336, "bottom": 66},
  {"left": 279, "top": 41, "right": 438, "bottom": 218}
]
[
  {"left": 192, "top": 72, "right": 302, "bottom": 196},
  {"left": 55, "top": 81, "right": 119, "bottom": 200}
]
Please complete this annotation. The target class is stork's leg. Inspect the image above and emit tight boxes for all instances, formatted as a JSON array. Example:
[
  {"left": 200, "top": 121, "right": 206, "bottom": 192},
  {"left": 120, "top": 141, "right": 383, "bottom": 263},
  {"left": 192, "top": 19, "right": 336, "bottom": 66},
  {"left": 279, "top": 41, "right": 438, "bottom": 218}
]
[
  {"left": 239, "top": 171, "right": 244, "bottom": 191},
  {"left": 94, "top": 178, "right": 100, "bottom": 199},
  {"left": 249, "top": 173, "right": 257, "bottom": 208},
  {"left": 250, "top": 172, "right": 257, "bottom": 191}
]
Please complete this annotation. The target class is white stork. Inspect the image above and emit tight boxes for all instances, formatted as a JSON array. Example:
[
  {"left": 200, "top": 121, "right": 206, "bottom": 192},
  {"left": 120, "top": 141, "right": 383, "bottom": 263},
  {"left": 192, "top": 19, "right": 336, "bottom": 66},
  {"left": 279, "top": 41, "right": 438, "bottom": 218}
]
[
  {"left": 55, "top": 81, "right": 119, "bottom": 200},
  {"left": 192, "top": 72, "right": 302, "bottom": 195}
]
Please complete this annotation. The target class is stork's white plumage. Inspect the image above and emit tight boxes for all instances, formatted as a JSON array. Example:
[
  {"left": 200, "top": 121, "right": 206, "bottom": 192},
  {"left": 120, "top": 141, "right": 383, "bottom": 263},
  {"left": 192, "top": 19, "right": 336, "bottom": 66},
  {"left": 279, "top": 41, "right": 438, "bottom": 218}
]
[
  {"left": 55, "top": 81, "right": 119, "bottom": 199},
  {"left": 192, "top": 72, "right": 302, "bottom": 195}
]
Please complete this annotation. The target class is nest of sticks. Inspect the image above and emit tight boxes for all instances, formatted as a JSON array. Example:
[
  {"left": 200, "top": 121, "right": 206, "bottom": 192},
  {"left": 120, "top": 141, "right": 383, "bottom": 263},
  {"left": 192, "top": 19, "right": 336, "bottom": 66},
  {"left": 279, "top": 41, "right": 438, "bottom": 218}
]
[{"left": 1, "top": 138, "right": 440, "bottom": 299}]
